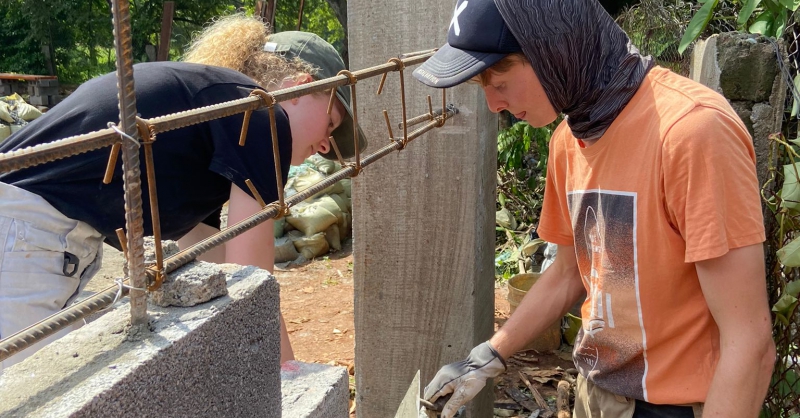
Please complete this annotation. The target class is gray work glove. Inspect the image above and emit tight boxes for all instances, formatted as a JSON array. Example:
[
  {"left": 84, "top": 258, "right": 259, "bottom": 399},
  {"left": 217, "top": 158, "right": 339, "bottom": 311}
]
[{"left": 423, "top": 342, "right": 507, "bottom": 418}]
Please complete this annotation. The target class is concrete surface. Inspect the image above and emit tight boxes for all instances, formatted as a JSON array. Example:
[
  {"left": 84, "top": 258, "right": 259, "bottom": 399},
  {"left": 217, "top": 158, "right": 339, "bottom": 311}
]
[
  {"left": 281, "top": 360, "right": 350, "bottom": 418},
  {"left": 0, "top": 262, "right": 281, "bottom": 418},
  {"left": 150, "top": 260, "right": 228, "bottom": 307}
]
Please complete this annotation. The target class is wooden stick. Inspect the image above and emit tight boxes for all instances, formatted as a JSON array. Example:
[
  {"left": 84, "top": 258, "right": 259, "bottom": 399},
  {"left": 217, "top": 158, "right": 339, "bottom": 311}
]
[
  {"left": 557, "top": 380, "right": 571, "bottom": 418},
  {"left": 505, "top": 387, "right": 540, "bottom": 412},
  {"left": 519, "top": 371, "right": 550, "bottom": 411}
]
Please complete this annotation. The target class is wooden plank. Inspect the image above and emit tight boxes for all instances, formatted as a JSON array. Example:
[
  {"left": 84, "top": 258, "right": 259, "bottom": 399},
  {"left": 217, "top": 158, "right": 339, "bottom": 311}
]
[
  {"left": 350, "top": 0, "right": 498, "bottom": 416},
  {"left": 0, "top": 73, "right": 58, "bottom": 81},
  {"left": 157, "top": 1, "right": 175, "bottom": 62}
]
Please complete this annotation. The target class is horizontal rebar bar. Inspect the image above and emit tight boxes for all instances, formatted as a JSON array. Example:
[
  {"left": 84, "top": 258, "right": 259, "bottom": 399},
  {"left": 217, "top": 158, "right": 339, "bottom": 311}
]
[
  {"left": 0, "top": 284, "right": 128, "bottom": 362},
  {"left": 0, "top": 52, "right": 436, "bottom": 178},
  {"left": 0, "top": 129, "right": 118, "bottom": 174},
  {"left": 158, "top": 105, "right": 456, "bottom": 276},
  {"left": 0, "top": 106, "right": 456, "bottom": 362}
]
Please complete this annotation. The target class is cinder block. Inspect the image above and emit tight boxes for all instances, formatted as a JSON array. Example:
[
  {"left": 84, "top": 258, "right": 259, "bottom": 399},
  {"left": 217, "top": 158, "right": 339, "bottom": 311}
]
[
  {"left": 28, "top": 85, "right": 59, "bottom": 97},
  {"left": 281, "top": 361, "right": 350, "bottom": 418},
  {"left": 38, "top": 79, "right": 60, "bottom": 87},
  {"left": 0, "top": 82, "right": 11, "bottom": 96},
  {"left": 27, "top": 95, "right": 49, "bottom": 106},
  {"left": 0, "top": 262, "right": 282, "bottom": 418}
]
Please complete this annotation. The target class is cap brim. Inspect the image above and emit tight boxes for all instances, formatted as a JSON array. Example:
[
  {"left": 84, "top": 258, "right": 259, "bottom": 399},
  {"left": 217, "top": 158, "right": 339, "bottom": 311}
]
[
  {"left": 321, "top": 90, "right": 368, "bottom": 161},
  {"left": 412, "top": 43, "right": 508, "bottom": 88}
]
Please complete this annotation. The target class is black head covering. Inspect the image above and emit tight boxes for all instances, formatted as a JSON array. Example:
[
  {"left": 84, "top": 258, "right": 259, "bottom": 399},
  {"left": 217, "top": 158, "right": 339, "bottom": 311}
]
[{"left": 495, "top": 0, "right": 654, "bottom": 139}]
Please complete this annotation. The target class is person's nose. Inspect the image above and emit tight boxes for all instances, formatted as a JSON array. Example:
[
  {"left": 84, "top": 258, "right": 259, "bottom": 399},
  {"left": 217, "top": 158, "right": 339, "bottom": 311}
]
[
  {"left": 484, "top": 88, "right": 507, "bottom": 114},
  {"left": 317, "top": 136, "right": 331, "bottom": 154}
]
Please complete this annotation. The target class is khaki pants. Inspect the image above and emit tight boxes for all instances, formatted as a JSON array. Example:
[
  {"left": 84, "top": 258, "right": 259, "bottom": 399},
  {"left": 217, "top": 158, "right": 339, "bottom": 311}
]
[
  {"left": 0, "top": 182, "right": 103, "bottom": 371},
  {"left": 573, "top": 374, "right": 703, "bottom": 418}
]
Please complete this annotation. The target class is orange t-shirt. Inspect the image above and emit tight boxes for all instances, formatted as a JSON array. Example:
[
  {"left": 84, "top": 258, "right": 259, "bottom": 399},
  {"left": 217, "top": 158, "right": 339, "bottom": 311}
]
[{"left": 536, "top": 67, "right": 765, "bottom": 404}]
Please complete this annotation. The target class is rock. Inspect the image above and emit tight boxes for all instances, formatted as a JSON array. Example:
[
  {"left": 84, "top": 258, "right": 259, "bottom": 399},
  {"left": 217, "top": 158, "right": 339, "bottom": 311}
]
[
  {"left": 149, "top": 261, "right": 228, "bottom": 307},
  {"left": 142, "top": 237, "right": 180, "bottom": 266}
]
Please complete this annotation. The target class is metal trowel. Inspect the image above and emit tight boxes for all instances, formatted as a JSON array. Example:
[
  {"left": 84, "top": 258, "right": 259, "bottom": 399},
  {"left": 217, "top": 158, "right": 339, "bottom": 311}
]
[{"left": 393, "top": 370, "right": 461, "bottom": 418}]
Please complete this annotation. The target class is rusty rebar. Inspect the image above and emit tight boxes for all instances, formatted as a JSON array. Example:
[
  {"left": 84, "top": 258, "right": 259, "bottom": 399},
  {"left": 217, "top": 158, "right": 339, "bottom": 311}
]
[
  {"left": 154, "top": 106, "right": 458, "bottom": 277},
  {"left": 111, "top": 0, "right": 148, "bottom": 326},
  {"left": 0, "top": 49, "right": 444, "bottom": 360},
  {"left": 0, "top": 129, "right": 118, "bottom": 174},
  {"left": 0, "top": 106, "right": 458, "bottom": 363},
  {"left": 0, "top": 284, "right": 130, "bottom": 362},
  {"left": 0, "top": 53, "right": 434, "bottom": 176}
]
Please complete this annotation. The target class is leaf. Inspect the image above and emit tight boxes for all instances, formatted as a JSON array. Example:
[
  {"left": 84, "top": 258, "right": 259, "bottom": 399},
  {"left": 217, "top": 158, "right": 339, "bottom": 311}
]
[
  {"left": 772, "top": 293, "right": 798, "bottom": 325},
  {"left": 786, "top": 280, "right": 800, "bottom": 298},
  {"left": 499, "top": 192, "right": 507, "bottom": 208},
  {"left": 793, "top": 75, "right": 800, "bottom": 117},
  {"left": 777, "top": 236, "right": 800, "bottom": 266},
  {"left": 678, "top": 0, "right": 719, "bottom": 55},
  {"left": 739, "top": 0, "right": 762, "bottom": 26},
  {"left": 749, "top": 10, "right": 774, "bottom": 35},
  {"left": 780, "top": 0, "right": 800, "bottom": 11},
  {"left": 781, "top": 163, "right": 800, "bottom": 212},
  {"left": 773, "top": 9, "right": 788, "bottom": 37}
]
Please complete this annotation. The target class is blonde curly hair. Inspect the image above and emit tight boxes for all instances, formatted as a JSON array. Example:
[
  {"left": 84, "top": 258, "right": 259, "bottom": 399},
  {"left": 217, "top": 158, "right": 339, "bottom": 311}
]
[{"left": 183, "top": 14, "right": 317, "bottom": 89}]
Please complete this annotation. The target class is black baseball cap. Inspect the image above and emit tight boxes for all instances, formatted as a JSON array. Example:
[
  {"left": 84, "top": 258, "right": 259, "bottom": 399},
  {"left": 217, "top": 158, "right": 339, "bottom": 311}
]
[
  {"left": 266, "top": 31, "right": 368, "bottom": 160},
  {"left": 412, "top": 0, "right": 521, "bottom": 88}
]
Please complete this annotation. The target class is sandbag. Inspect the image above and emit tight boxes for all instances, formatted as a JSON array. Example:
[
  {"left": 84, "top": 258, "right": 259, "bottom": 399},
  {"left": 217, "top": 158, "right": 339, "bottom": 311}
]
[
  {"left": 324, "top": 224, "right": 341, "bottom": 251},
  {"left": 1, "top": 93, "right": 41, "bottom": 122},
  {"left": 274, "top": 236, "right": 300, "bottom": 263},
  {"left": 290, "top": 167, "right": 344, "bottom": 200},
  {"left": 306, "top": 154, "right": 340, "bottom": 175},
  {"left": 273, "top": 217, "right": 286, "bottom": 238},
  {"left": 16, "top": 101, "right": 41, "bottom": 121},
  {"left": 340, "top": 179, "right": 352, "bottom": 198},
  {"left": 286, "top": 204, "right": 338, "bottom": 237},
  {"left": 338, "top": 212, "right": 350, "bottom": 239},
  {"left": 0, "top": 103, "right": 13, "bottom": 124},
  {"left": 329, "top": 193, "right": 350, "bottom": 214},
  {"left": 314, "top": 196, "right": 345, "bottom": 224},
  {"left": 292, "top": 232, "right": 329, "bottom": 259},
  {"left": 0, "top": 124, "right": 10, "bottom": 142}
]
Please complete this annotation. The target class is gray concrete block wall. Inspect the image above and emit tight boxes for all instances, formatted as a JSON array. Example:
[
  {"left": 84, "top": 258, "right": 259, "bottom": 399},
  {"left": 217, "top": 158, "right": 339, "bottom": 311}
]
[
  {"left": 281, "top": 361, "right": 350, "bottom": 418},
  {"left": 0, "top": 262, "right": 282, "bottom": 418},
  {"left": 691, "top": 33, "right": 787, "bottom": 189}
]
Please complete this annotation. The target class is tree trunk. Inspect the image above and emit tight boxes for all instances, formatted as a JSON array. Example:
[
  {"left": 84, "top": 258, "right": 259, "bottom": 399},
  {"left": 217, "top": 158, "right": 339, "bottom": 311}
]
[{"left": 324, "top": 0, "right": 349, "bottom": 68}]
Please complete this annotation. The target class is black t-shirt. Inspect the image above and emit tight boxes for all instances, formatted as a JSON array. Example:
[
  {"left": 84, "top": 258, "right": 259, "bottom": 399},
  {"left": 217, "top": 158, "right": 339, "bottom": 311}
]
[{"left": 0, "top": 62, "right": 292, "bottom": 250}]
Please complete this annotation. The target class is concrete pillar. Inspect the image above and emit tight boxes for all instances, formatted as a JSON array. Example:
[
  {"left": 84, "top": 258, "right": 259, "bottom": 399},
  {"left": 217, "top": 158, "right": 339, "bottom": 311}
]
[{"left": 349, "top": 2, "right": 497, "bottom": 417}]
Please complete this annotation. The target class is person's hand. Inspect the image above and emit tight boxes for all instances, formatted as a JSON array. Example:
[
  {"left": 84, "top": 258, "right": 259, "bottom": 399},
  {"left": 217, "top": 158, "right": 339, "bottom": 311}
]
[{"left": 423, "top": 341, "right": 507, "bottom": 418}]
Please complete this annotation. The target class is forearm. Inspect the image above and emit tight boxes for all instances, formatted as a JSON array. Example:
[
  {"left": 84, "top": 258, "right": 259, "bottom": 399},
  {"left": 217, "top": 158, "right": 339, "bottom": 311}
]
[
  {"left": 703, "top": 335, "right": 775, "bottom": 417},
  {"left": 697, "top": 244, "right": 775, "bottom": 417},
  {"left": 491, "top": 251, "right": 584, "bottom": 359}
]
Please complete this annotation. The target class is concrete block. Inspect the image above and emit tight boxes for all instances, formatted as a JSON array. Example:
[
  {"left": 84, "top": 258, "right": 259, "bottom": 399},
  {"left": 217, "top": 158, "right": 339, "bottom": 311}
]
[
  {"left": 0, "top": 82, "right": 11, "bottom": 96},
  {"left": 27, "top": 95, "right": 50, "bottom": 106},
  {"left": 0, "top": 263, "right": 282, "bottom": 418},
  {"left": 717, "top": 33, "right": 779, "bottom": 102},
  {"left": 37, "top": 79, "right": 60, "bottom": 87},
  {"left": 150, "top": 261, "right": 228, "bottom": 307},
  {"left": 28, "top": 85, "right": 59, "bottom": 97},
  {"left": 281, "top": 361, "right": 350, "bottom": 418}
]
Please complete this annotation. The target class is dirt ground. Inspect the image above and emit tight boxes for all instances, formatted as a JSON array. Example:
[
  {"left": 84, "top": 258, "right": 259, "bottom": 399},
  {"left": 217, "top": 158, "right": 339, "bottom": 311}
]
[{"left": 88, "top": 239, "right": 575, "bottom": 417}]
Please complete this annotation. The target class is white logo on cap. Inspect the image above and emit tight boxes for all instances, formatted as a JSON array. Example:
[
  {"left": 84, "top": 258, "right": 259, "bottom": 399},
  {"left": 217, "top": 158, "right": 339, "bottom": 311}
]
[{"left": 450, "top": 1, "right": 468, "bottom": 36}]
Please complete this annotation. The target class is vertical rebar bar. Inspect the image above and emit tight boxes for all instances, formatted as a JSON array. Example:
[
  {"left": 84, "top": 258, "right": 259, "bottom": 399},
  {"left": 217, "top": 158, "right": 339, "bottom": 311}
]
[{"left": 111, "top": 0, "right": 148, "bottom": 326}]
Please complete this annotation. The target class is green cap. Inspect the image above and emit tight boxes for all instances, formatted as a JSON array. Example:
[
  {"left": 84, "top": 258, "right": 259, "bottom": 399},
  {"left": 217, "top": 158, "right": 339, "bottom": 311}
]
[{"left": 266, "top": 31, "right": 367, "bottom": 160}]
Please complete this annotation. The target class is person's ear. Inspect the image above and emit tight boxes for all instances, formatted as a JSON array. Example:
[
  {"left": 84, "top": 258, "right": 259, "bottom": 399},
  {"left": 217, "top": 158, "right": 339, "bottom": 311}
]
[{"left": 295, "top": 73, "right": 314, "bottom": 85}]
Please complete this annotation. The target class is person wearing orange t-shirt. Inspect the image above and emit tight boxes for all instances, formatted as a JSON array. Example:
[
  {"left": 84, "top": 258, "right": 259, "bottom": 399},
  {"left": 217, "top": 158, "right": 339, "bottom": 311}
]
[{"left": 412, "top": 0, "right": 776, "bottom": 417}]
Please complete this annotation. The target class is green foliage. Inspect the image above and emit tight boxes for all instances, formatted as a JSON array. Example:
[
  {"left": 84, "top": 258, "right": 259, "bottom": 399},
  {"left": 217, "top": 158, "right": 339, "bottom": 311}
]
[
  {"left": 679, "top": 0, "right": 719, "bottom": 54},
  {"left": 272, "top": 0, "right": 346, "bottom": 59},
  {"left": 494, "top": 120, "right": 554, "bottom": 280},
  {"left": 0, "top": 1, "right": 344, "bottom": 84},
  {"left": 678, "top": 0, "right": 794, "bottom": 55}
]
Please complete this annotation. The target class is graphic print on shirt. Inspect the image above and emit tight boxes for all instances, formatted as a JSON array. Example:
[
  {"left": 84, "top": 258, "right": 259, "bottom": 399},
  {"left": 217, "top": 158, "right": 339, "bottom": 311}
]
[{"left": 568, "top": 189, "right": 649, "bottom": 401}]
